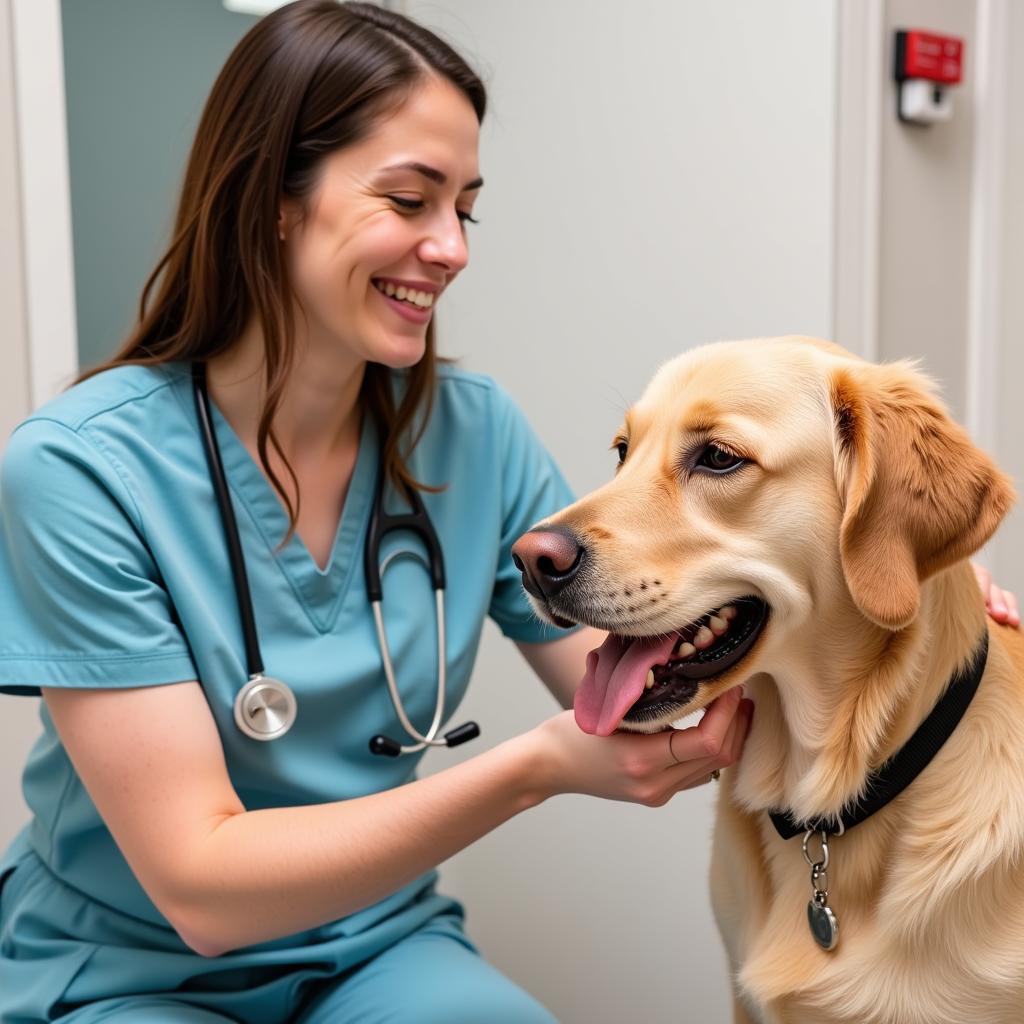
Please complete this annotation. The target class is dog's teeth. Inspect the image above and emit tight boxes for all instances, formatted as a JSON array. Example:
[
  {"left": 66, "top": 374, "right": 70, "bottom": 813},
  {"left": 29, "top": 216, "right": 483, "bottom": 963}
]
[
  {"left": 694, "top": 625, "right": 715, "bottom": 650},
  {"left": 720, "top": 605, "right": 737, "bottom": 621},
  {"left": 645, "top": 669, "right": 655, "bottom": 690},
  {"left": 709, "top": 615, "right": 728, "bottom": 636},
  {"left": 676, "top": 642, "right": 697, "bottom": 660}
]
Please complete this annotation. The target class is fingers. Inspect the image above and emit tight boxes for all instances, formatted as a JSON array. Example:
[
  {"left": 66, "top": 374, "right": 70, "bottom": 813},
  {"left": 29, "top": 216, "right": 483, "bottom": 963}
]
[
  {"left": 974, "top": 562, "right": 1021, "bottom": 627},
  {"left": 658, "top": 694, "right": 754, "bottom": 799},
  {"left": 663, "top": 686, "right": 744, "bottom": 765},
  {"left": 989, "top": 584, "right": 1021, "bottom": 627},
  {"left": 664, "top": 754, "right": 723, "bottom": 792},
  {"left": 1006, "top": 589, "right": 1021, "bottom": 627}
]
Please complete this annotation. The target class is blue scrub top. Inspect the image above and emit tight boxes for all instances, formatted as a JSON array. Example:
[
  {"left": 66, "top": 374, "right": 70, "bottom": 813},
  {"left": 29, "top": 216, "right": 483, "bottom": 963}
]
[{"left": 0, "top": 362, "right": 573, "bottom": 943}]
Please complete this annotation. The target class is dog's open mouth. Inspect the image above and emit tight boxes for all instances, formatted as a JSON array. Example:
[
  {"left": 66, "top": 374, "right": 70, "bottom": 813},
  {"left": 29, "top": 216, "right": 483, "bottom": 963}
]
[{"left": 574, "top": 597, "right": 769, "bottom": 735}]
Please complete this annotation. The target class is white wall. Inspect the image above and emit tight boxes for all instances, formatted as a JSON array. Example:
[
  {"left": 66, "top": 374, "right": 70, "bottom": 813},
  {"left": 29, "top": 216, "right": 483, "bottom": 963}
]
[{"left": 408, "top": 3, "right": 838, "bottom": 1020}]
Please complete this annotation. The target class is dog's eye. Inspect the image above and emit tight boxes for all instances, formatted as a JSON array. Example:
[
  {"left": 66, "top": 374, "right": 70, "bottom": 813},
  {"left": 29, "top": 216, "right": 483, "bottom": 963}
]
[
  {"left": 615, "top": 441, "right": 628, "bottom": 465},
  {"left": 696, "top": 444, "right": 744, "bottom": 473}
]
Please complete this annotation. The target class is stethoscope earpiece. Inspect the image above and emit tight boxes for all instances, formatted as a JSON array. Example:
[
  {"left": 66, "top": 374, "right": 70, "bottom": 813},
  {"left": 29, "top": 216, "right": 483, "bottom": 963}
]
[
  {"left": 369, "top": 735, "right": 402, "bottom": 757},
  {"left": 368, "top": 720, "right": 481, "bottom": 758}
]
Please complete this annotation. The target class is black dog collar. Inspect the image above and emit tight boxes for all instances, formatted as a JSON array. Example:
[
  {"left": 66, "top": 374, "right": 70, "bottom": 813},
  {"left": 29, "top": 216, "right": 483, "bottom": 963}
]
[{"left": 769, "top": 629, "right": 989, "bottom": 841}]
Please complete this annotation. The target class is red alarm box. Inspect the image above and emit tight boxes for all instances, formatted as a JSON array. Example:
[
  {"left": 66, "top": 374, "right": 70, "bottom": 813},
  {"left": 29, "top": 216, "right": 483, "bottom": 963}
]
[{"left": 893, "top": 29, "right": 965, "bottom": 125}]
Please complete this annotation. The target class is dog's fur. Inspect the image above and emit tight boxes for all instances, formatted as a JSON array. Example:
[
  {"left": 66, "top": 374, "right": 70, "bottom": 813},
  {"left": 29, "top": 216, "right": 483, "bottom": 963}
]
[{"left": 526, "top": 337, "right": 1024, "bottom": 1023}]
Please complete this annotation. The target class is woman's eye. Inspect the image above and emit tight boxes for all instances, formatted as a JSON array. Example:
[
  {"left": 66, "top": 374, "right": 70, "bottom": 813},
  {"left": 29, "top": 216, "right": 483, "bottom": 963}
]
[
  {"left": 615, "top": 441, "right": 628, "bottom": 465},
  {"left": 389, "top": 196, "right": 478, "bottom": 226},
  {"left": 696, "top": 444, "right": 745, "bottom": 473},
  {"left": 389, "top": 195, "right": 424, "bottom": 211}
]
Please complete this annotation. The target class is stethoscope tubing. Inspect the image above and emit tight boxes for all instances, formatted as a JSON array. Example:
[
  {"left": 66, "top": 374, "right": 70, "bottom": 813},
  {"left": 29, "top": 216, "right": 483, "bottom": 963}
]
[
  {"left": 371, "top": 584, "right": 446, "bottom": 753},
  {"left": 192, "top": 363, "right": 265, "bottom": 679},
  {"left": 191, "top": 362, "right": 478, "bottom": 753}
]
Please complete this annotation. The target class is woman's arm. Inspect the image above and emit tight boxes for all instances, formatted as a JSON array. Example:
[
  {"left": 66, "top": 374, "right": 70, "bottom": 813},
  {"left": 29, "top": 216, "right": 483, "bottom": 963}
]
[{"left": 42, "top": 677, "right": 746, "bottom": 959}]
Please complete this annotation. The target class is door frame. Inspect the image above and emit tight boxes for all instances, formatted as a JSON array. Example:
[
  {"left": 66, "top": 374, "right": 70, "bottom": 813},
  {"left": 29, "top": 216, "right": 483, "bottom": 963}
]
[{"left": 10, "top": 0, "right": 77, "bottom": 408}]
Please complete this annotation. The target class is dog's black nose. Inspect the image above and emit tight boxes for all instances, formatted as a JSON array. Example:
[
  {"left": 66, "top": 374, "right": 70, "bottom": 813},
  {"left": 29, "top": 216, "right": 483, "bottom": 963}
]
[{"left": 511, "top": 526, "right": 585, "bottom": 600}]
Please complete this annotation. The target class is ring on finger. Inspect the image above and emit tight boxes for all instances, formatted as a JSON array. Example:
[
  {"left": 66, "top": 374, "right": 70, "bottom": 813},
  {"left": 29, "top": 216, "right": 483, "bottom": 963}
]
[{"left": 668, "top": 731, "right": 683, "bottom": 765}]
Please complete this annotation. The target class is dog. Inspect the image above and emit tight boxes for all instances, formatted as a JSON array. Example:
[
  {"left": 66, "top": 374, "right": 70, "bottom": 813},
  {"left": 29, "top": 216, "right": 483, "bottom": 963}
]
[{"left": 512, "top": 336, "right": 1024, "bottom": 1023}]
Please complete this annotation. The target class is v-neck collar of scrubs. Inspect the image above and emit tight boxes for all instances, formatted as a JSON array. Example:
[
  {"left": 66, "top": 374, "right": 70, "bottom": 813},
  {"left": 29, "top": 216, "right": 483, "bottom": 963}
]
[{"left": 203, "top": 385, "right": 379, "bottom": 635}]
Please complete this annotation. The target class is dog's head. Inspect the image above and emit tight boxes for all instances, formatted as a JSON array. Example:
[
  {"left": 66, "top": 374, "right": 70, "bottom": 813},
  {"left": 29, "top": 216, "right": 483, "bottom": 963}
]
[{"left": 512, "top": 336, "right": 1014, "bottom": 735}]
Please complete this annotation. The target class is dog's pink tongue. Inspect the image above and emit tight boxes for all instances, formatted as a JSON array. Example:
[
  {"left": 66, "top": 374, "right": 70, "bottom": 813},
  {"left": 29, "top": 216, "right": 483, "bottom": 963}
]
[{"left": 574, "top": 632, "right": 679, "bottom": 736}]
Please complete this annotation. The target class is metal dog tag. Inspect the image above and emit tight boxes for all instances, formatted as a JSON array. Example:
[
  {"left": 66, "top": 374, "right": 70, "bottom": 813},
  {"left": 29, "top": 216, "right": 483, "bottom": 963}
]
[
  {"left": 803, "top": 829, "right": 840, "bottom": 952},
  {"left": 807, "top": 897, "right": 839, "bottom": 951}
]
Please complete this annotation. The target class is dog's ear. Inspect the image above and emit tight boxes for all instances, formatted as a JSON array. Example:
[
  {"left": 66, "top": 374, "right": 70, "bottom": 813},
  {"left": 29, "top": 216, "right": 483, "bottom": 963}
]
[{"left": 829, "top": 363, "right": 1014, "bottom": 630}]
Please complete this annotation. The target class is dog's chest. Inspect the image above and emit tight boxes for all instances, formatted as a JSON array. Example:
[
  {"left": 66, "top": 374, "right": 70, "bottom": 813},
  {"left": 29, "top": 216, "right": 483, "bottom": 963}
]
[
  {"left": 729, "top": 866, "right": 1024, "bottom": 1024},
  {"left": 711, "top": 806, "right": 1024, "bottom": 1024}
]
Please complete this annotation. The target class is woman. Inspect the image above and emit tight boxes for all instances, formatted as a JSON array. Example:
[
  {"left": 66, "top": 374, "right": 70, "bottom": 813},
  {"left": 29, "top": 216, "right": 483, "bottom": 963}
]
[
  {"left": 0, "top": 4, "right": 751, "bottom": 1021},
  {"left": 0, "top": 3, "right": 1017, "bottom": 1022}
]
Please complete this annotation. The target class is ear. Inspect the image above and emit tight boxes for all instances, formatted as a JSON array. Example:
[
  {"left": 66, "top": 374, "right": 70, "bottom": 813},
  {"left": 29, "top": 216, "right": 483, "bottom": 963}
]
[
  {"left": 278, "top": 197, "right": 301, "bottom": 242},
  {"left": 829, "top": 363, "right": 1015, "bottom": 630}
]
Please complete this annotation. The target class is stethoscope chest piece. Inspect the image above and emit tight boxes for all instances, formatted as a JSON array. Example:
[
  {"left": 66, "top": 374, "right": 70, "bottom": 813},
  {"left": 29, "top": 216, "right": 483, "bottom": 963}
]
[{"left": 234, "top": 675, "right": 297, "bottom": 741}]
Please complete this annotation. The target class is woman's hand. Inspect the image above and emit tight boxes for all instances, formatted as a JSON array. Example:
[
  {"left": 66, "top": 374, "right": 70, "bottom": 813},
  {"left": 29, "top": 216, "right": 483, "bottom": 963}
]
[
  {"left": 973, "top": 563, "right": 1021, "bottom": 627},
  {"left": 527, "top": 686, "right": 753, "bottom": 807}
]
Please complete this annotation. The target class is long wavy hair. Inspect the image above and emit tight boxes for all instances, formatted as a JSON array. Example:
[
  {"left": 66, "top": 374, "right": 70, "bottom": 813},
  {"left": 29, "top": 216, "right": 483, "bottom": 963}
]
[{"left": 75, "top": 0, "right": 486, "bottom": 544}]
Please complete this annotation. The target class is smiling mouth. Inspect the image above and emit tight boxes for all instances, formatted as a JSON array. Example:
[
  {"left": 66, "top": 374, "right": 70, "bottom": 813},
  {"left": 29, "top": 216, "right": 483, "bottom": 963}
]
[
  {"left": 573, "top": 597, "right": 769, "bottom": 735},
  {"left": 622, "top": 598, "right": 768, "bottom": 725},
  {"left": 372, "top": 278, "right": 437, "bottom": 309}
]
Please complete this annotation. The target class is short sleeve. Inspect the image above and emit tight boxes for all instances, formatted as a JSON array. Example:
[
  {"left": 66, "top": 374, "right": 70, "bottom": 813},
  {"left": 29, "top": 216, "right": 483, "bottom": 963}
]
[
  {"left": 486, "top": 385, "right": 581, "bottom": 643},
  {"left": 0, "top": 418, "right": 197, "bottom": 696}
]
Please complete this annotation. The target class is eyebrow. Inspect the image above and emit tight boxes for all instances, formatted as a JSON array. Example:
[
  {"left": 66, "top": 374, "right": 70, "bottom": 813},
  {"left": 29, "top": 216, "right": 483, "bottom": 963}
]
[
  {"left": 680, "top": 401, "right": 725, "bottom": 435},
  {"left": 379, "top": 161, "right": 484, "bottom": 192}
]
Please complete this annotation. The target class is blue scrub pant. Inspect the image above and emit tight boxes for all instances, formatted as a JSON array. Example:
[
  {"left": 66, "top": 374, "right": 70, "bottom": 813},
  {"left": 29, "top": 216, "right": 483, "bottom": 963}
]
[{"left": 56, "top": 916, "right": 558, "bottom": 1023}]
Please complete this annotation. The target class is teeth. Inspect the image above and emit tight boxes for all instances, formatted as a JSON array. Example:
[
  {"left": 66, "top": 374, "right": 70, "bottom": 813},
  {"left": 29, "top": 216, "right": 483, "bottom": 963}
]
[
  {"left": 693, "top": 625, "right": 715, "bottom": 650},
  {"left": 676, "top": 642, "right": 697, "bottom": 660},
  {"left": 645, "top": 669, "right": 655, "bottom": 690},
  {"left": 709, "top": 615, "right": 728, "bottom": 636},
  {"left": 376, "top": 281, "right": 436, "bottom": 308},
  {"left": 720, "top": 605, "right": 737, "bottom": 621}
]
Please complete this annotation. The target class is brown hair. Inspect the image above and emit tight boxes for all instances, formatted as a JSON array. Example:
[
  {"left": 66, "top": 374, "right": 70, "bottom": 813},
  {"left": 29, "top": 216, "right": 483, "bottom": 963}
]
[{"left": 76, "top": 0, "right": 486, "bottom": 544}]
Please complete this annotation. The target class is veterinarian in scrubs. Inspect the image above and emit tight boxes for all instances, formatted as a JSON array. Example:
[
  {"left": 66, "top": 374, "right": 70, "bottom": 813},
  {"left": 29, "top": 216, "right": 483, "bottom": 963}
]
[
  {"left": 0, "top": 4, "right": 755, "bottom": 1021},
  {"left": 2, "top": 4, "right": 1019, "bottom": 1021}
]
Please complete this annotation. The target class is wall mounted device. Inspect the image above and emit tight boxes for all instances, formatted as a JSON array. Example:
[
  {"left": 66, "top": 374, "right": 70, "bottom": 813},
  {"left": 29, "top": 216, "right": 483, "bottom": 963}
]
[{"left": 893, "top": 29, "right": 964, "bottom": 126}]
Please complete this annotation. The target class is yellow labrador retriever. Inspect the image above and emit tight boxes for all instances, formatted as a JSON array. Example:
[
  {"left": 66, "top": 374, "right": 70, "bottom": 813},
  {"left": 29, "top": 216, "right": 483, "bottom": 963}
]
[{"left": 512, "top": 336, "right": 1024, "bottom": 1023}]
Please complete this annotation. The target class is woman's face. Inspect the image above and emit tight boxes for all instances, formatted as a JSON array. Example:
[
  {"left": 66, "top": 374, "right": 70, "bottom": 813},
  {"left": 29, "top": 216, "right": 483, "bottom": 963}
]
[{"left": 280, "top": 75, "right": 482, "bottom": 370}]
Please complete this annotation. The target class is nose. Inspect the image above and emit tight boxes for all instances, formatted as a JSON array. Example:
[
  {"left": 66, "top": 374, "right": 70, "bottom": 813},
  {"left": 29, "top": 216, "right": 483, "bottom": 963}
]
[
  {"left": 420, "top": 211, "right": 469, "bottom": 274},
  {"left": 511, "top": 526, "right": 585, "bottom": 601}
]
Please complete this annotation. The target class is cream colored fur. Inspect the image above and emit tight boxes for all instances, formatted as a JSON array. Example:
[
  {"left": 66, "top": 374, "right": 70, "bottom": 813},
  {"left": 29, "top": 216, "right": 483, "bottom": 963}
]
[{"left": 536, "top": 337, "right": 1024, "bottom": 1023}]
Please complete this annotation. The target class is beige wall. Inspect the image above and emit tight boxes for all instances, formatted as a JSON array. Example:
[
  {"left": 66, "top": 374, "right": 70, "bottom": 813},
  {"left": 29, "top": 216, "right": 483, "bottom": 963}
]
[
  {"left": 876, "top": 0, "right": 1023, "bottom": 586},
  {"left": 994, "top": 1, "right": 1024, "bottom": 586},
  {"left": 0, "top": 0, "right": 44, "bottom": 853},
  {"left": 877, "top": 0, "right": 977, "bottom": 420}
]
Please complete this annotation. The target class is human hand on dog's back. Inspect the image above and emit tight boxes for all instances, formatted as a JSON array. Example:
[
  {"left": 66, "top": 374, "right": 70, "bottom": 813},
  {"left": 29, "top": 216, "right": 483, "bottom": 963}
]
[
  {"left": 523, "top": 687, "right": 752, "bottom": 807},
  {"left": 974, "top": 563, "right": 1021, "bottom": 627}
]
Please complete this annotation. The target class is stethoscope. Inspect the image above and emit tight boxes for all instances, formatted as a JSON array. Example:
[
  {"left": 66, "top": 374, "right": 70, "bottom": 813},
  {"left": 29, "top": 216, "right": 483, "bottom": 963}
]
[{"left": 191, "top": 363, "right": 479, "bottom": 756}]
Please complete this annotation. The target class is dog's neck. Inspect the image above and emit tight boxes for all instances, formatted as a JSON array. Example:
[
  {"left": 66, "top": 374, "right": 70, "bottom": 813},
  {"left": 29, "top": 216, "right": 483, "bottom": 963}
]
[{"left": 733, "top": 559, "right": 987, "bottom": 825}]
